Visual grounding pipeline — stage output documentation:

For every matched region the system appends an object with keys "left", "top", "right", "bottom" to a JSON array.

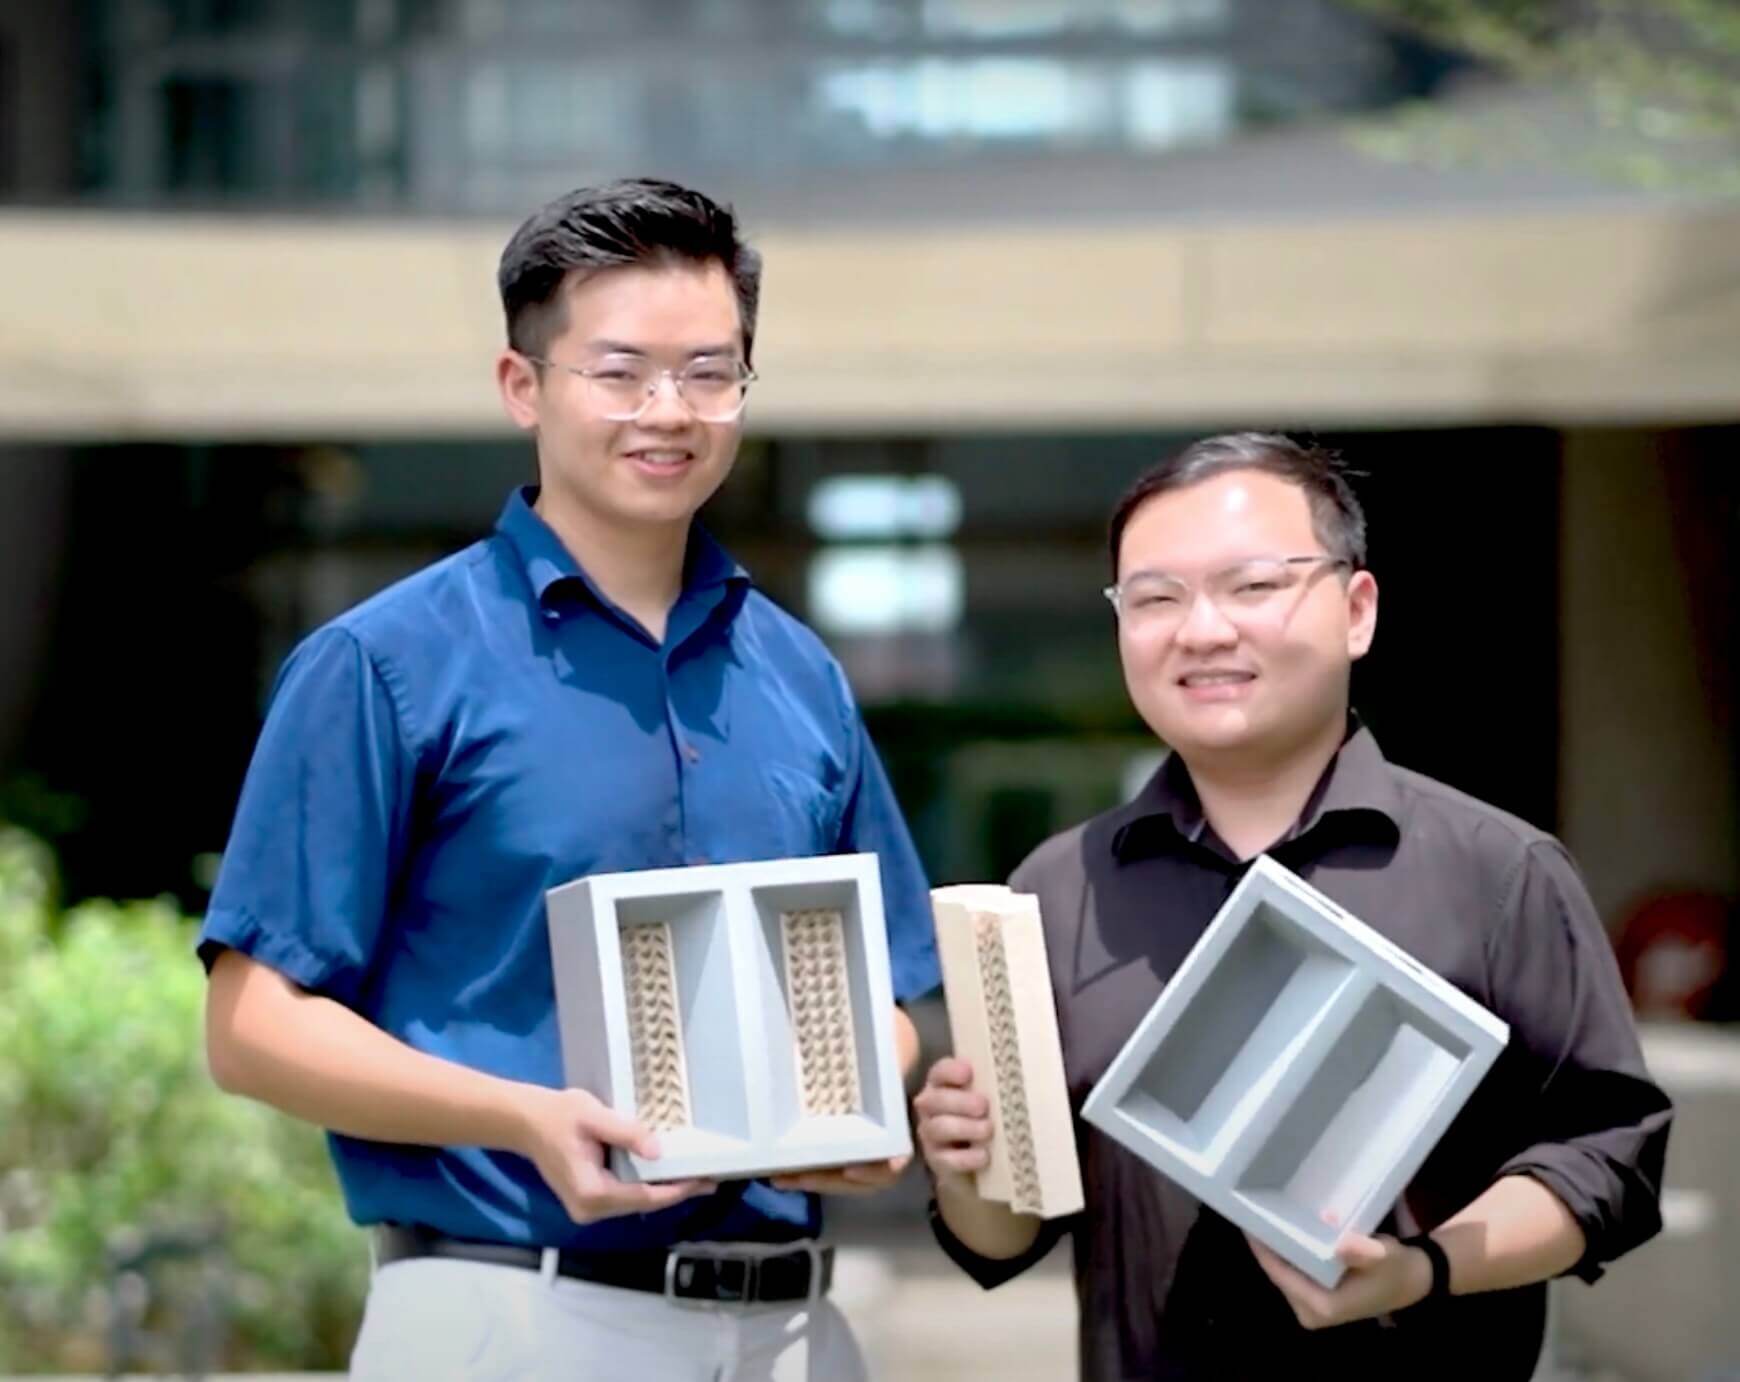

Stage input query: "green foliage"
[
  {"left": 0, "top": 829, "right": 365, "bottom": 1372},
  {"left": 1344, "top": 0, "right": 1740, "bottom": 195}
]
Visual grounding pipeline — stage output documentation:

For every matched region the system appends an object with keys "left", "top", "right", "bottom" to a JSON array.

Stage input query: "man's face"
[
  {"left": 497, "top": 260, "right": 745, "bottom": 531},
  {"left": 1114, "top": 469, "right": 1378, "bottom": 763}
]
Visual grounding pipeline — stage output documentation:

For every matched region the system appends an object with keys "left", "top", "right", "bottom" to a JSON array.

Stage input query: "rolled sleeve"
[
  {"left": 197, "top": 626, "right": 417, "bottom": 1010},
  {"left": 830, "top": 674, "right": 940, "bottom": 1003},
  {"left": 1487, "top": 840, "right": 1673, "bottom": 1282},
  {"left": 927, "top": 1196, "right": 1074, "bottom": 1289}
]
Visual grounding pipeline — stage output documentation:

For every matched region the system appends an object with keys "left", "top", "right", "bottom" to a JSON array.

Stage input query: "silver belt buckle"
[
  {"left": 794, "top": 1239, "right": 824, "bottom": 1305},
  {"left": 662, "top": 1239, "right": 827, "bottom": 1309},
  {"left": 664, "top": 1241, "right": 758, "bottom": 1310}
]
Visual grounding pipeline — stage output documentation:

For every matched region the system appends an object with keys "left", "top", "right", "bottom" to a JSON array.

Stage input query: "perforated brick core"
[
  {"left": 621, "top": 921, "right": 692, "bottom": 1131},
  {"left": 783, "top": 908, "right": 864, "bottom": 1117},
  {"left": 975, "top": 914, "right": 1043, "bottom": 1214}
]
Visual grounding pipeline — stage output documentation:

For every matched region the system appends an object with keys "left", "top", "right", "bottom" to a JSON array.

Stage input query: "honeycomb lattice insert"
[
  {"left": 621, "top": 921, "right": 692, "bottom": 1131},
  {"left": 976, "top": 915, "right": 1042, "bottom": 1215},
  {"left": 782, "top": 908, "right": 864, "bottom": 1117}
]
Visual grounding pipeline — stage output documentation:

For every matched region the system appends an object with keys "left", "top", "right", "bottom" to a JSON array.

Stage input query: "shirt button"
[{"left": 682, "top": 743, "right": 702, "bottom": 764}]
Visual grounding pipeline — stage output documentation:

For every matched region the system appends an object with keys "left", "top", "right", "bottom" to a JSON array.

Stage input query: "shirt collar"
[
  {"left": 494, "top": 485, "right": 751, "bottom": 613},
  {"left": 1110, "top": 714, "right": 1404, "bottom": 863}
]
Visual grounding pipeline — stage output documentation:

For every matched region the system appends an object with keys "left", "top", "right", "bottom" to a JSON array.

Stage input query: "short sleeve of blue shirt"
[
  {"left": 200, "top": 625, "right": 415, "bottom": 1007},
  {"left": 197, "top": 489, "right": 940, "bottom": 1250},
  {"left": 826, "top": 660, "right": 939, "bottom": 1004}
]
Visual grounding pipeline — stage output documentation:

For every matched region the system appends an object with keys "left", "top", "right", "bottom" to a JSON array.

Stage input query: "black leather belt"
[{"left": 374, "top": 1224, "right": 834, "bottom": 1306}]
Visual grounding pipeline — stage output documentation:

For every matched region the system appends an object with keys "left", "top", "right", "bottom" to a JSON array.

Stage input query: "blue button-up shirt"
[{"left": 199, "top": 488, "right": 941, "bottom": 1251}]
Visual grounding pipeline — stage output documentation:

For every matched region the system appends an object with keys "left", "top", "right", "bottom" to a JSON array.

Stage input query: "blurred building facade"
[{"left": 0, "top": 0, "right": 1734, "bottom": 959}]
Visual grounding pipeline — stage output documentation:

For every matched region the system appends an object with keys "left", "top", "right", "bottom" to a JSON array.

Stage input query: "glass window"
[
  {"left": 69, "top": 0, "right": 1468, "bottom": 210},
  {"left": 1123, "top": 59, "right": 1235, "bottom": 148}
]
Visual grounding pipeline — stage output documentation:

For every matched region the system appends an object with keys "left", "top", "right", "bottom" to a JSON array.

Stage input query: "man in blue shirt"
[{"left": 200, "top": 178, "right": 941, "bottom": 1380}]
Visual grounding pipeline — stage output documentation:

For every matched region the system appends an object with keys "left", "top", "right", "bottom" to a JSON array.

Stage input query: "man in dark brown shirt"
[{"left": 913, "top": 435, "right": 1671, "bottom": 1380}]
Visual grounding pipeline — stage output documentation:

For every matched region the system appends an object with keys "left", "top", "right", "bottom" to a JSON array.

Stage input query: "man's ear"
[
  {"left": 496, "top": 350, "right": 541, "bottom": 433},
  {"left": 1347, "top": 569, "right": 1378, "bottom": 661}
]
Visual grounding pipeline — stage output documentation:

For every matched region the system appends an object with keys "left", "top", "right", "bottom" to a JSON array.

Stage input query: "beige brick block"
[{"left": 933, "top": 885, "right": 1083, "bottom": 1219}]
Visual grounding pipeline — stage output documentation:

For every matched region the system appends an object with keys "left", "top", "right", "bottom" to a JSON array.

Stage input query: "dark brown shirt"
[{"left": 932, "top": 721, "right": 1671, "bottom": 1381}]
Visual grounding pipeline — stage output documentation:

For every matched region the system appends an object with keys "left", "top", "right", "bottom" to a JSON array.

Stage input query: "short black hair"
[
  {"left": 1107, "top": 433, "right": 1368, "bottom": 576},
  {"left": 497, "top": 177, "right": 762, "bottom": 363}
]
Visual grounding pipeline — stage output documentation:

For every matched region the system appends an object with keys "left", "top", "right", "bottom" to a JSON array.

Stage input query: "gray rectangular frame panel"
[
  {"left": 547, "top": 852, "right": 912, "bottom": 1184},
  {"left": 1082, "top": 853, "right": 1508, "bottom": 1288}
]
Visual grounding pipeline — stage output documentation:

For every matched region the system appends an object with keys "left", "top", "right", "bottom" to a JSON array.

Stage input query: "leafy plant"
[
  {"left": 0, "top": 829, "right": 365, "bottom": 1372},
  {"left": 1345, "top": 0, "right": 1740, "bottom": 195}
]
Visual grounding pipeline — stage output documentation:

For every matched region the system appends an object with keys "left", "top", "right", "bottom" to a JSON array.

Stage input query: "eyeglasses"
[
  {"left": 1103, "top": 555, "right": 1350, "bottom": 631},
  {"left": 523, "top": 352, "right": 757, "bottom": 422}
]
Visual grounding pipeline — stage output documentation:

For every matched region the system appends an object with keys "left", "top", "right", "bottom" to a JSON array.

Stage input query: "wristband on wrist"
[{"left": 1399, "top": 1232, "right": 1453, "bottom": 1302}]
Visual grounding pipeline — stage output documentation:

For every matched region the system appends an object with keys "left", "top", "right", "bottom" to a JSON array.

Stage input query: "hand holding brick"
[{"left": 931, "top": 885, "right": 1084, "bottom": 1219}]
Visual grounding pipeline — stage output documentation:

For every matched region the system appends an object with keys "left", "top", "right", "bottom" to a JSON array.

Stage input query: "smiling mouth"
[
  {"left": 624, "top": 450, "right": 697, "bottom": 468},
  {"left": 1178, "top": 670, "right": 1257, "bottom": 688}
]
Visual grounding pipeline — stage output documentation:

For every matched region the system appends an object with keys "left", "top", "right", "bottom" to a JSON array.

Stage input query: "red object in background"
[{"left": 1612, "top": 891, "right": 1733, "bottom": 1019}]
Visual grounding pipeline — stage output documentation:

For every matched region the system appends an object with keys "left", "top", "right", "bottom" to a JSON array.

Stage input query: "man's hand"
[
  {"left": 914, "top": 1055, "right": 1046, "bottom": 1260},
  {"left": 513, "top": 1085, "right": 716, "bottom": 1224},
  {"left": 912, "top": 1056, "right": 994, "bottom": 1193},
  {"left": 1247, "top": 1228, "right": 1432, "bottom": 1329},
  {"left": 769, "top": 1155, "right": 911, "bottom": 1196}
]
